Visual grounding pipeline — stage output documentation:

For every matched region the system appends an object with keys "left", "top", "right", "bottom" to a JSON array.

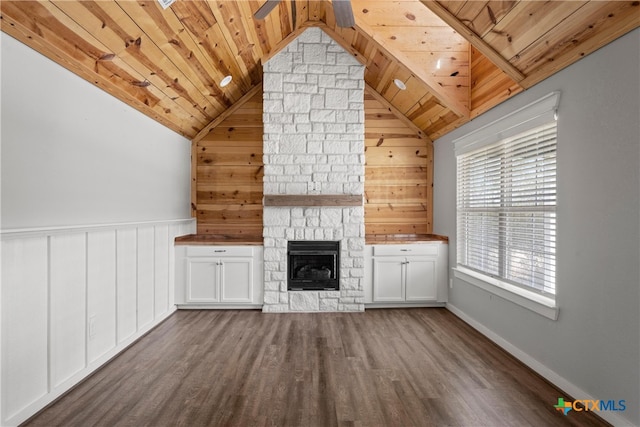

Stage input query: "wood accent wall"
[
  {"left": 192, "top": 88, "right": 433, "bottom": 238},
  {"left": 193, "top": 91, "right": 263, "bottom": 238},
  {"left": 364, "top": 91, "right": 433, "bottom": 235}
]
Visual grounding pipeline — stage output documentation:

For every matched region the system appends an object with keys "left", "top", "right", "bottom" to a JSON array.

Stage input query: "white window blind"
[{"left": 455, "top": 92, "right": 559, "bottom": 297}]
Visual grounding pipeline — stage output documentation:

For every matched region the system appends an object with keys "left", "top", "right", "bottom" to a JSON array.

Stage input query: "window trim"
[
  {"left": 453, "top": 92, "right": 560, "bottom": 320},
  {"left": 453, "top": 267, "right": 559, "bottom": 320},
  {"left": 454, "top": 91, "right": 561, "bottom": 156}
]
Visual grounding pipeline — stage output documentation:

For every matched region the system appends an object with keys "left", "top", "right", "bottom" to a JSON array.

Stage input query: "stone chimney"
[{"left": 261, "top": 27, "right": 365, "bottom": 312}]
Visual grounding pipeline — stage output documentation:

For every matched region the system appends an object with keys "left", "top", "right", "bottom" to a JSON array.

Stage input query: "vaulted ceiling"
[{"left": 2, "top": 1, "right": 638, "bottom": 141}]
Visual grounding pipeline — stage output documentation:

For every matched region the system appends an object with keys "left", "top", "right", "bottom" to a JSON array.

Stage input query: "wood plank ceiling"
[{"left": 2, "top": 1, "right": 638, "bottom": 141}]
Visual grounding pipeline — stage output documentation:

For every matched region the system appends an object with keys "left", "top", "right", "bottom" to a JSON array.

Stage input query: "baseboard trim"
[
  {"left": 365, "top": 302, "right": 446, "bottom": 309},
  {"left": 177, "top": 304, "right": 263, "bottom": 310},
  {"left": 445, "top": 303, "right": 631, "bottom": 427}
]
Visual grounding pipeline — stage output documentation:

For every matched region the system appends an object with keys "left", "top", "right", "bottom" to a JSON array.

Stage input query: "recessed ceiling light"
[
  {"left": 220, "top": 75, "right": 233, "bottom": 88},
  {"left": 436, "top": 59, "right": 442, "bottom": 70},
  {"left": 393, "top": 79, "right": 406, "bottom": 90}
]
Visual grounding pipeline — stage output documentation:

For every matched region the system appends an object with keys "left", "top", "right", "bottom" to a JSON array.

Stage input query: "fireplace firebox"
[{"left": 288, "top": 241, "right": 340, "bottom": 291}]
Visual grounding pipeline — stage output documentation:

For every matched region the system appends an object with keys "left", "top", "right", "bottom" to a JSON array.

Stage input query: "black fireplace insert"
[{"left": 288, "top": 241, "right": 340, "bottom": 291}]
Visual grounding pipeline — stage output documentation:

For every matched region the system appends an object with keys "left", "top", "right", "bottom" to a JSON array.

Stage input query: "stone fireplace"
[{"left": 262, "top": 27, "right": 365, "bottom": 312}]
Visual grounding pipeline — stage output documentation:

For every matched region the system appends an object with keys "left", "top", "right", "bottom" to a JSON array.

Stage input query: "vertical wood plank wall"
[
  {"left": 194, "top": 91, "right": 264, "bottom": 239},
  {"left": 0, "top": 219, "right": 195, "bottom": 426},
  {"left": 193, "top": 89, "right": 433, "bottom": 237}
]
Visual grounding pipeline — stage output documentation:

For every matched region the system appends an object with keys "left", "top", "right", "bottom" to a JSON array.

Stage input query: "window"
[{"left": 454, "top": 92, "right": 560, "bottom": 319}]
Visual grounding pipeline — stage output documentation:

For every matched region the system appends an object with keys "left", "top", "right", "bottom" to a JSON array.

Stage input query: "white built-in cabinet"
[
  {"left": 364, "top": 242, "right": 448, "bottom": 306},
  {"left": 175, "top": 245, "right": 264, "bottom": 308},
  {"left": 177, "top": 243, "right": 444, "bottom": 308}
]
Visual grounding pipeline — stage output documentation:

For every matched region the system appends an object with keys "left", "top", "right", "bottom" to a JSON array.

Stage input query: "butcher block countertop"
[
  {"left": 175, "top": 234, "right": 448, "bottom": 246},
  {"left": 365, "top": 234, "right": 448, "bottom": 244}
]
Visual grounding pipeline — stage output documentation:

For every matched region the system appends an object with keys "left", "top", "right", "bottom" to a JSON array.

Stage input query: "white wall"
[
  {"left": 1, "top": 33, "right": 191, "bottom": 229},
  {"left": 434, "top": 29, "right": 639, "bottom": 426},
  {"left": 1, "top": 33, "right": 195, "bottom": 426}
]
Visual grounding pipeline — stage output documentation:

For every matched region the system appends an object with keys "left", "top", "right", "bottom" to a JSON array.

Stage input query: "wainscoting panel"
[
  {"left": 154, "top": 225, "right": 170, "bottom": 318},
  {"left": 137, "top": 226, "right": 156, "bottom": 330},
  {"left": 0, "top": 219, "right": 195, "bottom": 427},
  {"left": 87, "top": 230, "right": 117, "bottom": 364},
  {"left": 1, "top": 237, "right": 49, "bottom": 423},
  {"left": 116, "top": 228, "right": 138, "bottom": 343},
  {"left": 50, "top": 233, "right": 87, "bottom": 389},
  {"left": 168, "top": 224, "right": 181, "bottom": 308}
]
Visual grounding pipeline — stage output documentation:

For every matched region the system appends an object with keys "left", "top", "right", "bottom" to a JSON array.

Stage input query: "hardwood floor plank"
[{"left": 23, "top": 309, "right": 610, "bottom": 427}]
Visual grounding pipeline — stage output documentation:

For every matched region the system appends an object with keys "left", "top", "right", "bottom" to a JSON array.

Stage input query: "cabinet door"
[
  {"left": 220, "top": 258, "right": 253, "bottom": 303},
  {"left": 405, "top": 257, "right": 437, "bottom": 301},
  {"left": 187, "top": 258, "right": 218, "bottom": 302},
  {"left": 372, "top": 257, "right": 404, "bottom": 302}
]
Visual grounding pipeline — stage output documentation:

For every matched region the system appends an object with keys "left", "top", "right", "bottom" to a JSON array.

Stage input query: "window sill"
[{"left": 453, "top": 267, "right": 559, "bottom": 320}]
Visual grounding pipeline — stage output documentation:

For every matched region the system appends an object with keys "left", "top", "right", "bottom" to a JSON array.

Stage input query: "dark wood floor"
[{"left": 24, "top": 308, "right": 609, "bottom": 427}]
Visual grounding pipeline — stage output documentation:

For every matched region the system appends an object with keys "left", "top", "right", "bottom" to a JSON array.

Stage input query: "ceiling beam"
[
  {"left": 352, "top": 18, "right": 470, "bottom": 118},
  {"left": 419, "top": 1, "right": 526, "bottom": 84}
]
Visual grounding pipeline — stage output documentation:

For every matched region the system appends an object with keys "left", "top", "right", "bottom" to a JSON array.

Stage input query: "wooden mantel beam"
[{"left": 264, "top": 195, "right": 363, "bottom": 207}]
